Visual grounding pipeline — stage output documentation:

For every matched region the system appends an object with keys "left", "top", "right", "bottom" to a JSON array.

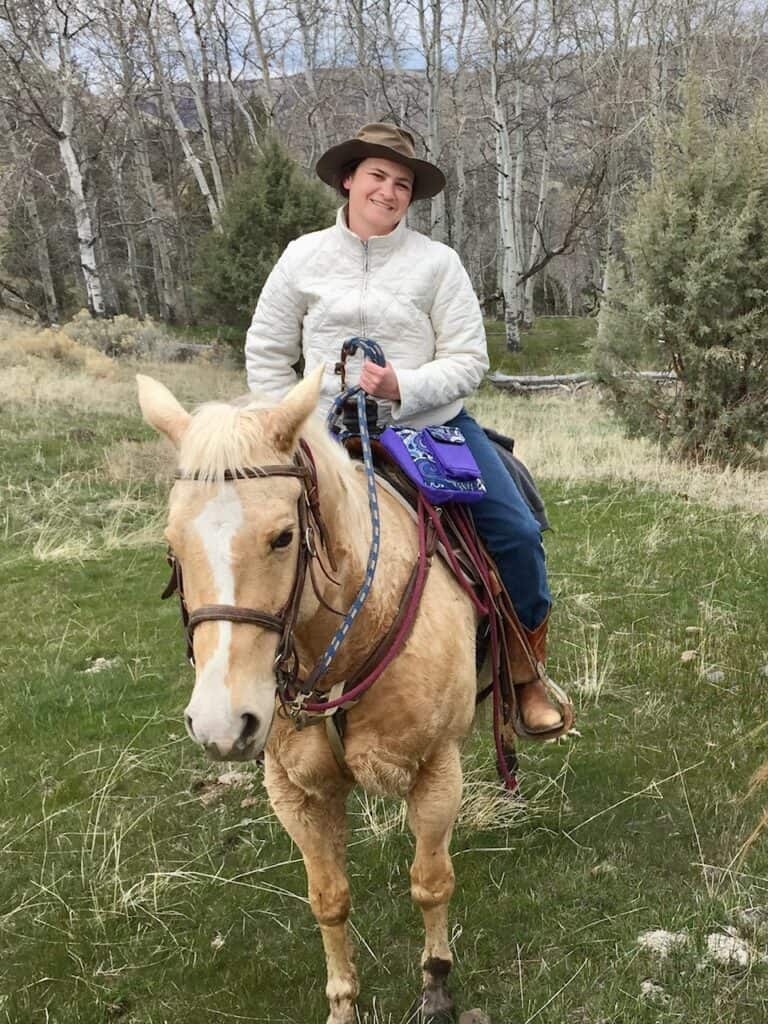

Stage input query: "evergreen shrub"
[
  {"left": 595, "top": 91, "right": 768, "bottom": 465},
  {"left": 193, "top": 142, "right": 335, "bottom": 339}
]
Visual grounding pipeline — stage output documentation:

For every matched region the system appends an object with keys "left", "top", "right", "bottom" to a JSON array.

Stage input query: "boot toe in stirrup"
[{"left": 513, "top": 677, "right": 574, "bottom": 741}]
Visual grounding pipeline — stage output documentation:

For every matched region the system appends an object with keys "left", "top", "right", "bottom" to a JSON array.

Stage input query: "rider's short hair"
[{"left": 337, "top": 159, "right": 365, "bottom": 198}]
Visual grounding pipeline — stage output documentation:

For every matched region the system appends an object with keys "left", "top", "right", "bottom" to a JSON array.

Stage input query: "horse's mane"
[{"left": 176, "top": 392, "right": 354, "bottom": 484}]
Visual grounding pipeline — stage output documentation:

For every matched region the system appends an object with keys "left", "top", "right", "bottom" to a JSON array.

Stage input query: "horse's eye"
[{"left": 271, "top": 530, "right": 293, "bottom": 550}]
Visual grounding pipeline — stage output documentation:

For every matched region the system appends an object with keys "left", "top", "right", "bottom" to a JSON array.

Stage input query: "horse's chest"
[{"left": 267, "top": 715, "right": 419, "bottom": 799}]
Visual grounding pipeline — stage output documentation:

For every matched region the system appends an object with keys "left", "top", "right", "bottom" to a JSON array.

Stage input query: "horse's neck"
[
  {"left": 296, "top": 432, "right": 414, "bottom": 676},
  {"left": 306, "top": 435, "right": 373, "bottom": 597}
]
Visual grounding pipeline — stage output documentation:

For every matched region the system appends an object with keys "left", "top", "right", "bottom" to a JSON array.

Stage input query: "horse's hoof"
[
  {"left": 325, "top": 1006, "right": 356, "bottom": 1024},
  {"left": 411, "top": 989, "right": 455, "bottom": 1023}
]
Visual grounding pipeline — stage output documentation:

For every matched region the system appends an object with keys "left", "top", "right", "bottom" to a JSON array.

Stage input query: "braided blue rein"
[{"left": 309, "top": 338, "right": 386, "bottom": 688}]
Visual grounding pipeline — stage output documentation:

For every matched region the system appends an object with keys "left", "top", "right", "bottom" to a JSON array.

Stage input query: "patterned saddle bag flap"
[{"left": 378, "top": 425, "right": 486, "bottom": 505}]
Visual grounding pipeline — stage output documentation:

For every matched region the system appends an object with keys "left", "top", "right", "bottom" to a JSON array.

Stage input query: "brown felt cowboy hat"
[{"left": 316, "top": 123, "right": 446, "bottom": 201}]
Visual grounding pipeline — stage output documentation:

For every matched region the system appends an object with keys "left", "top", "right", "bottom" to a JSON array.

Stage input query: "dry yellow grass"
[
  {"left": 104, "top": 438, "right": 176, "bottom": 485},
  {"left": 469, "top": 389, "right": 768, "bottom": 515},
  {"left": 3, "top": 316, "right": 767, "bottom": 515},
  {"left": 1, "top": 320, "right": 115, "bottom": 375},
  {"left": 0, "top": 317, "right": 242, "bottom": 414}
]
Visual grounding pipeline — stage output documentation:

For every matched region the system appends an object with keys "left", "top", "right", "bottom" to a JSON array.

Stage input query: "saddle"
[{"left": 340, "top": 432, "right": 573, "bottom": 752}]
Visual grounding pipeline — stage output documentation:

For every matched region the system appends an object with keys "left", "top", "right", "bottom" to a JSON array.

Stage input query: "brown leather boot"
[{"left": 507, "top": 614, "right": 564, "bottom": 734}]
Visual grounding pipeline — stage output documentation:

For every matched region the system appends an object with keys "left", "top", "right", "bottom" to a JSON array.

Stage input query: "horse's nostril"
[
  {"left": 239, "top": 712, "right": 260, "bottom": 745},
  {"left": 185, "top": 713, "right": 196, "bottom": 739}
]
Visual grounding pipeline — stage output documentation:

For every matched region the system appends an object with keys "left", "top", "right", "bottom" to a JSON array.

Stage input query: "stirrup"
[{"left": 511, "top": 668, "right": 574, "bottom": 742}]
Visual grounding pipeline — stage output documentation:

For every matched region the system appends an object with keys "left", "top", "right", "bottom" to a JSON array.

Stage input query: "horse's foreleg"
[
  {"left": 265, "top": 758, "right": 357, "bottom": 1024},
  {"left": 406, "top": 742, "right": 463, "bottom": 1021}
]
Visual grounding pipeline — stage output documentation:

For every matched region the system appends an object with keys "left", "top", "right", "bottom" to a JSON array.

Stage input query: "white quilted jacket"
[{"left": 245, "top": 207, "right": 489, "bottom": 428}]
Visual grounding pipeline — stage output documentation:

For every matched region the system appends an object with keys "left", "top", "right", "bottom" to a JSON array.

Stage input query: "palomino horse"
[{"left": 138, "top": 367, "right": 481, "bottom": 1023}]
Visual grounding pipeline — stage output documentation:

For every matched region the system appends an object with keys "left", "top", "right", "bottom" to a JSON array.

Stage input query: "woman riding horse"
[{"left": 245, "top": 122, "right": 564, "bottom": 734}]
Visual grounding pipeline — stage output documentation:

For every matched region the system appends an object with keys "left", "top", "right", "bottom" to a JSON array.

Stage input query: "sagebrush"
[{"left": 62, "top": 308, "right": 178, "bottom": 359}]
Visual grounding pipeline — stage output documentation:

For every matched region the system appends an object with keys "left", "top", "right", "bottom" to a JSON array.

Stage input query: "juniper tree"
[
  {"left": 193, "top": 142, "right": 335, "bottom": 336},
  {"left": 595, "top": 90, "right": 768, "bottom": 466}
]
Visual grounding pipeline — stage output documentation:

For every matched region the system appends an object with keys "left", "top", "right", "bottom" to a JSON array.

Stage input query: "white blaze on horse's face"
[
  {"left": 165, "top": 476, "right": 302, "bottom": 761},
  {"left": 183, "top": 484, "right": 271, "bottom": 759},
  {"left": 136, "top": 368, "right": 325, "bottom": 763}
]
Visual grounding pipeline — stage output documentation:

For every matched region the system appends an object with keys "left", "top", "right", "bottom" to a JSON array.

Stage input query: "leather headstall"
[{"left": 161, "top": 440, "right": 339, "bottom": 701}]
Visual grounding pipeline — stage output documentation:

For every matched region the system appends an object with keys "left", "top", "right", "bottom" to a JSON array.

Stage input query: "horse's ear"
[
  {"left": 136, "top": 374, "right": 191, "bottom": 447},
  {"left": 265, "top": 366, "right": 324, "bottom": 452}
]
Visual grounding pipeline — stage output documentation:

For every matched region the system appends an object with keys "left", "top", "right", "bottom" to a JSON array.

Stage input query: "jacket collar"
[{"left": 335, "top": 205, "right": 408, "bottom": 262}]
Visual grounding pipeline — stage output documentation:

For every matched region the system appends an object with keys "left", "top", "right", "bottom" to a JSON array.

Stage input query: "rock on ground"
[
  {"left": 732, "top": 906, "right": 768, "bottom": 940},
  {"left": 83, "top": 656, "right": 120, "bottom": 674},
  {"left": 458, "top": 1011, "right": 492, "bottom": 1024},
  {"left": 704, "top": 931, "right": 751, "bottom": 969},
  {"left": 637, "top": 929, "right": 689, "bottom": 958},
  {"left": 640, "top": 979, "right": 669, "bottom": 1004}
]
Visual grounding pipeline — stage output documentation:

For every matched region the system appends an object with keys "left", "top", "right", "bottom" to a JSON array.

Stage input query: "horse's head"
[{"left": 137, "top": 369, "right": 324, "bottom": 761}]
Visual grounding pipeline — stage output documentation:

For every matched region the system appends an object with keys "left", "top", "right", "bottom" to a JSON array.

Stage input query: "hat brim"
[{"left": 316, "top": 139, "right": 446, "bottom": 201}]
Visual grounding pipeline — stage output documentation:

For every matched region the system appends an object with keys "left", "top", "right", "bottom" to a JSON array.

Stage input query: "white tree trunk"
[
  {"left": 225, "top": 75, "right": 263, "bottom": 154},
  {"left": 58, "top": 94, "right": 106, "bottom": 316},
  {"left": 450, "top": 0, "right": 470, "bottom": 256},
  {"left": 418, "top": 0, "right": 445, "bottom": 241},
  {"left": 290, "top": 0, "right": 328, "bottom": 159},
  {"left": 485, "top": 42, "right": 521, "bottom": 350},
  {"left": 23, "top": 189, "right": 59, "bottom": 323},
  {"left": 382, "top": 0, "right": 407, "bottom": 123},
  {"left": 145, "top": 10, "right": 221, "bottom": 230},
  {"left": 109, "top": 11, "right": 179, "bottom": 320},
  {"left": 347, "top": 0, "right": 374, "bottom": 119},
  {"left": 595, "top": 0, "right": 640, "bottom": 336},
  {"left": 113, "top": 155, "right": 146, "bottom": 319},
  {"left": 169, "top": 4, "right": 227, "bottom": 211},
  {"left": 246, "top": 0, "right": 277, "bottom": 127},
  {"left": 132, "top": 113, "right": 178, "bottom": 321},
  {"left": 512, "top": 77, "right": 525, "bottom": 319},
  {"left": 477, "top": 0, "right": 539, "bottom": 350},
  {"left": 523, "top": 83, "right": 554, "bottom": 324}
]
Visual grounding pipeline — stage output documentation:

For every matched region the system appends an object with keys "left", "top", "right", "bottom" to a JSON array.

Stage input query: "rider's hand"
[{"left": 359, "top": 359, "right": 401, "bottom": 402}]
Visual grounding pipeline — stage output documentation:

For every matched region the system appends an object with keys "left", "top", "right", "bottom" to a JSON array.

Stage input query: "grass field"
[
  {"left": 1, "top": 318, "right": 768, "bottom": 1023},
  {"left": 485, "top": 317, "right": 596, "bottom": 376}
]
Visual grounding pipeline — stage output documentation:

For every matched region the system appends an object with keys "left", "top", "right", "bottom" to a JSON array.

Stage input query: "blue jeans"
[{"left": 445, "top": 409, "right": 551, "bottom": 631}]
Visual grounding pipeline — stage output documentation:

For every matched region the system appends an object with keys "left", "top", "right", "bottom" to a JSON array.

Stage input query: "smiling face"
[{"left": 343, "top": 156, "right": 415, "bottom": 240}]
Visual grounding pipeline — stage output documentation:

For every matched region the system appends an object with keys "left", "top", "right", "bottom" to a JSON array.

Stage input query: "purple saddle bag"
[{"left": 379, "top": 425, "right": 487, "bottom": 505}]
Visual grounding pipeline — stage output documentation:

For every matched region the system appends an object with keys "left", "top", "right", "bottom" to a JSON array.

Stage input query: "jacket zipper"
[{"left": 360, "top": 240, "right": 369, "bottom": 338}]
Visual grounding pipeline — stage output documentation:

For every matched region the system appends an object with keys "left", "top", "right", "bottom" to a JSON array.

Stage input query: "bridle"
[{"left": 162, "top": 439, "right": 340, "bottom": 707}]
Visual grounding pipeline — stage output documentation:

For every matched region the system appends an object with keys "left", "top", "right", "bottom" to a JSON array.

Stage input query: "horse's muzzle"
[{"left": 186, "top": 709, "right": 266, "bottom": 761}]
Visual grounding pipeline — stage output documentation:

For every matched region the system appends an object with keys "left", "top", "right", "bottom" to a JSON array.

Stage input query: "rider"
[{"left": 245, "top": 123, "right": 564, "bottom": 734}]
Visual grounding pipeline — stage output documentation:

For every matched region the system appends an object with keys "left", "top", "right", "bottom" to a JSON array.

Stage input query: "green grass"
[
  {"left": 1, "top": 378, "right": 768, "bottom": 1023},
  {"left": 485, "top": 316, "right": 597, "bottom": 376}
]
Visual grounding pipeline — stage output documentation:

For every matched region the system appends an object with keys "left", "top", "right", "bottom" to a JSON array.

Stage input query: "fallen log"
[{"left": 487, "top": 370, "right": 676, "bottom": 392}]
